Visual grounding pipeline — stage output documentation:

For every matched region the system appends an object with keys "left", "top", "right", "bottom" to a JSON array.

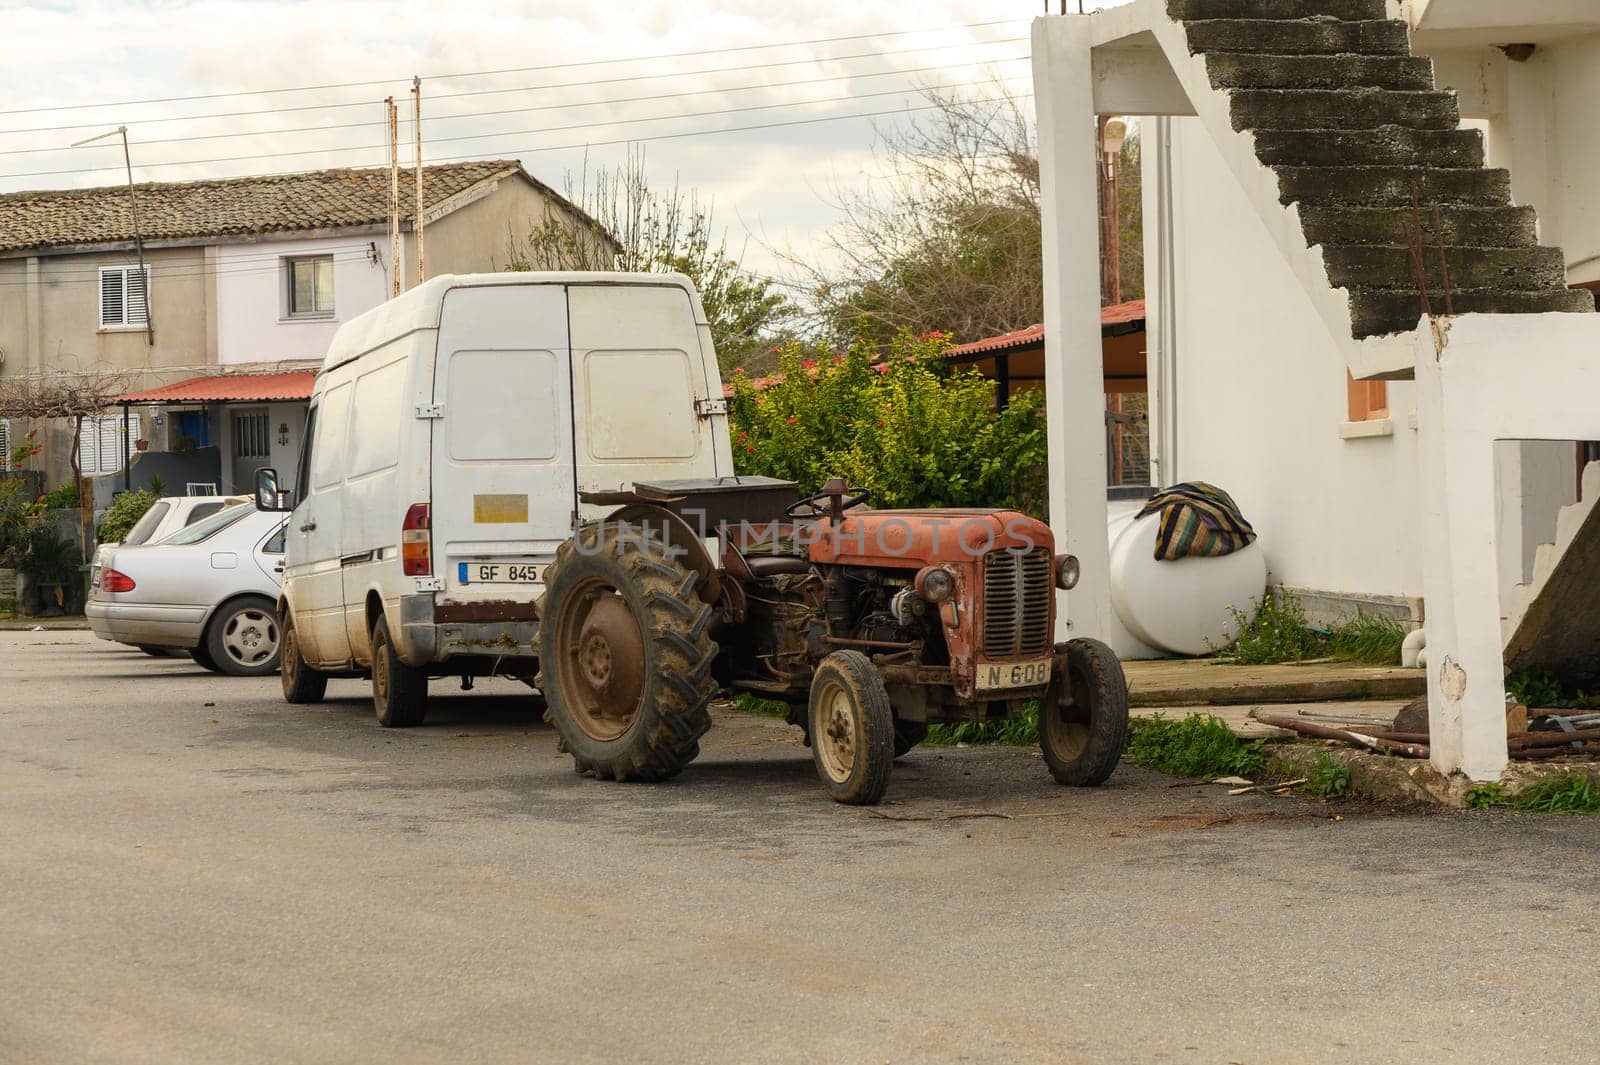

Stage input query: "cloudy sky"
[{"left": 0, "top": 1, "right": 1122, "bottom": 278}]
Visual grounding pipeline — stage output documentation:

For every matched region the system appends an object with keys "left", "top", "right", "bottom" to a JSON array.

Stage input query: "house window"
[
  {"left": 234, "top": 410, "right": 270, "bottom": 459},
  {"left": 77, "top": 413, "right": 141, "bottom": 476},
  {"left": 1347, "top": 372, "right": 1389, "bottom": 423},
  {"left": 286, "top": 256, "right": 335, "bottom": 317},
  {"left": 99, "top": 265, "right": 151, "bottom": 329}
]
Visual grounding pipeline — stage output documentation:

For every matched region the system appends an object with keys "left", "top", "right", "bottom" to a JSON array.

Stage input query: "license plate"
[
  {"left": 457, "top": 562, "right": 541, "bottom": 585},
  {"left": 977, "top": 658, "right": 1052, "bottom": 692}
]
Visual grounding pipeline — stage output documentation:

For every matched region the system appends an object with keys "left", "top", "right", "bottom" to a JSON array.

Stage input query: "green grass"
[
  {"left": 1300, "top": 753, "right": 1352, "bottom": 798},
  {"left": 925, "top": 700, "right": 1039, "bottom": 747},
  {"left": 730, "top": 692, "right": 790, "bottom": 718},
  {"left": 1512, "top": 774, "right": 1600, "bottom": 814},
  {"left": 1327, "top": 609, "right": 1408, "bottom": 666},
  {"left": 1124, "top": 713, "right": 1266, "bottom": 779},
  {"left": 1217, "top": 591, "right": 1408, "bottom": 667},
  {"left": 1464, "top": 782, "right": 1508, "bottom": 809}
]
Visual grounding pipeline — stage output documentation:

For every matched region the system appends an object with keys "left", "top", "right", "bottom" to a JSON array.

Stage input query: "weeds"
[
  {"left": 1464, "top": 782, "right": 1508, "bottom": 809},
  {"left": 731, "top": 692, "right": 790, "bottom": 718},
  {"left": 1300, "top": 753, "right": 1352, "bottom": 798},
  {"left": 1513, "top": 774, "right": 1600, "bottom": 814},
  {"left": 925, "top": 701, "right": 1039, "bottom": 747},
  {"left": 1328, "top": 609, "right": 1407, "bottom": 666},
  {"left": 1125, "top": 714, "right": 1266, "bottom": 779},
  {"left": 1216, "top": 591, "right": 1409, "bottom": 667}
]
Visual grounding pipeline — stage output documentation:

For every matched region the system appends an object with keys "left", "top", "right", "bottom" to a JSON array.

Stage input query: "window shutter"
[
  {"left": 0, "top": 419, "right": 9, "bottom": 472},
  {"left": 78, "top": 419, "right": 100, "bottom": 475},
  {"left": 100, "top": 270, "right": 124, "bottom": 327},
  {"left": 126, "top": 267, "right": 149, "bottom": 326}
]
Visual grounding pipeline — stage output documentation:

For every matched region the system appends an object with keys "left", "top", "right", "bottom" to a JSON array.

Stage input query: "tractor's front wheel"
[
  {"left": 809, "top": 651, "right": 895, "bottom": 805},
  {"left": 1040, "top": 638, "right": 1129, "bottom": 786},
  {"left": 539, "top": 523, "right": 716, "bottom": 782}
]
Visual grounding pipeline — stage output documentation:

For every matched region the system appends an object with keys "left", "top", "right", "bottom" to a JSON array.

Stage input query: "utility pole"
[
  {"left": 71, "top": 126, "right": 153, "bottom": 345},
  {"left": 387, "top": 97, "right": 401, "bottom": 297},
  {"left": 412, "top": 76, "right": 425, "bottom": 284}
]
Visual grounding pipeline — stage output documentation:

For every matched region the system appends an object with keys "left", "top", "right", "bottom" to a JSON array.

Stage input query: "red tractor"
[{"left": 538, "top": 477, "right": 1128, "bottom": 804}]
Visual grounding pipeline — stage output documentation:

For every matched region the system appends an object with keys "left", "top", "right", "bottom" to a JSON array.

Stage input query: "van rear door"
[{"left": 430, "top": 283, "right": 575, "bottom": 609}]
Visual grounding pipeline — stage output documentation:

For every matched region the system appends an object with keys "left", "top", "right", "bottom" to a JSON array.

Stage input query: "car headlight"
[
  {"left": 1055, "top": 554, "right": 1080, "bottom": 590},
  {"left": 915, "top": 566, "right": 955, "bottom": 603}
]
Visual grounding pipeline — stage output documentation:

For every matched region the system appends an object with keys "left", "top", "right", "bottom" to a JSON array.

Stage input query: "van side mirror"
[{"left": 255, "top": 468, "right": 291, "bottom": 512}]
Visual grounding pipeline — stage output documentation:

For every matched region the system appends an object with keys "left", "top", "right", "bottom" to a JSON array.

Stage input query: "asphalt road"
[{"left": 4, "top": 630, "right": 1599, "bottom": 1065}]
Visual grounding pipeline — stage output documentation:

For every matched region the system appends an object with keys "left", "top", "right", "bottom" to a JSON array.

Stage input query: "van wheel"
[
  {"left": 372, "top": 616, "right": 427, "bottom": 727},
  {"left": 280, "top": 616, "right": 328, "bottom": 705},
  {"left": 205, "top": 595, "right": 282, "bottom": 677},
  {"left": 539, "top": 521, "right": 716, "bottom": 782}
]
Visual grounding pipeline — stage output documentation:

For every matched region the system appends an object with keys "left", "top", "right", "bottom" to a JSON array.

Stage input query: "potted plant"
[
  {"left": 134, "top": 438, "right": 149, "bottom": 452},
  {"left": 14, "top": 527, "right": 82, "bottom": 616}
]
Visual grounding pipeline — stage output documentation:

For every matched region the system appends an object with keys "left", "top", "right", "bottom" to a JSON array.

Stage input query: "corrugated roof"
[
  {"left": 113, "top": 370, "right": 317, "bottom": 404},
  {"left": 944, "top": 300, "right": 1147, "bottom": 359},
  {"left": 0, "top": 160, "right": 531, "bottom": 254}
]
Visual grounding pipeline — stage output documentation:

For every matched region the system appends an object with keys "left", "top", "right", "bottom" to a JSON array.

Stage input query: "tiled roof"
[
  {"left": 945, "top": 300, "right": 1147, "bottom": 359},
  {"left": 113, "top": 370, "right": 317, "bottom": 404},
  {"left": 0, "top": 160, "right": 527, "bottom": 254}
]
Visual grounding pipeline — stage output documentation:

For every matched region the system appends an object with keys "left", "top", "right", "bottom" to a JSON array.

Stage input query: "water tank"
[{"left": 1106, "top": 508, "right": 1267, "bottom": 656}]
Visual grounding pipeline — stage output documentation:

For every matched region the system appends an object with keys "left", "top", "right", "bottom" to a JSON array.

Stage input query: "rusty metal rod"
[{"left": 1250, "top": 711, "right": 1430, "bottom": 758}]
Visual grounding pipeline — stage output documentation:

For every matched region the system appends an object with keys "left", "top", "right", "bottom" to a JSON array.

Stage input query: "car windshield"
[
  {"left": 159, "top": 503, "right": 252, "bottom": 546},
  {"left": 121, "top": 501, "right": 172, "bottom": 545}
]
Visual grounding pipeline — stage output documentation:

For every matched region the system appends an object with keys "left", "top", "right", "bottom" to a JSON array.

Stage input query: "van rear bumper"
[{"left": 397, "top": 593, "right": 539, "bottom": 666}]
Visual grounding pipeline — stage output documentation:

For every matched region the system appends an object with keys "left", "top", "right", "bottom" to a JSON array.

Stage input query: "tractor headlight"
[
  {"left": 1055, "top": 554, "right": 1081, "bottom": 590},
  {"left": 915, "top": 566, "right": 955, "bottom": 603}
]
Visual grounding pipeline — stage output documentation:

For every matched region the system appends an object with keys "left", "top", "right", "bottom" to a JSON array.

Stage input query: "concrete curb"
[
  {"left": 1267, "top": 741, "right": 1600, "bottom": 808},
  {"left": 1131, "top": 672, "right": 1426, "bottom": 708},
  {"left": 0, "top": 619, "right": 89, "bottom": 631}
]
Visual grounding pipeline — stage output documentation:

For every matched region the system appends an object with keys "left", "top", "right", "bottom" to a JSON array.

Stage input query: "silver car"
[{"left": 87, "top": 503, "right": 288, "bottom": 676}]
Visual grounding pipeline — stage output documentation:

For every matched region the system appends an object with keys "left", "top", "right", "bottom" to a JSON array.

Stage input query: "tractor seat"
[{"left": 743, "top": 555, "right": 812, "bottom": 578}]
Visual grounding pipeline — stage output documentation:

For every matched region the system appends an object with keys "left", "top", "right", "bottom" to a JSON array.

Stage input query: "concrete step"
[
  {"left": 1274, "top": 165, "right": 1511, "bottom": 207},
  {"left": 1348, "top": 287, "right": 1597, "bottom": 338},
  {"left": 1253, "top": 128, "right": 1483, "bottom": 169},
  {"left": 1297, "top": 204, "right": 1538, "bottom": 248},
  {"left": 1170, "top": 0, "right": 1387, "bottom": 20},
  {"left": 1321, "top": 244, "right": 1568, "bottom": 292},
  {"left": 1205, "top": 52, "right": 1435, "bottom": 91},
  {"left": 1184, "top": 18, "right": 1410, "bottom": 56},
  {"left": 1230, "top": 88, "right": 1460, "bottom": 132}
]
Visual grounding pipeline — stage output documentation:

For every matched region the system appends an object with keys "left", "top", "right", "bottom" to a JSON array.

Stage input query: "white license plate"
[
  {"left": 977, "top": 658, "right": 1052, "bottom": 692},
  {"left": 457, "top": 562, "right": 541, "bottom": 585}
]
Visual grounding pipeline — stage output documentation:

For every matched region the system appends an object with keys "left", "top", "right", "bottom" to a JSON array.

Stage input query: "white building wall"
[
  {"left": 215, "top": 235, "right": 389, "bottom": 367},
  {"left": 1148, "top": 118, "right": 1425, "bottom": 606}
]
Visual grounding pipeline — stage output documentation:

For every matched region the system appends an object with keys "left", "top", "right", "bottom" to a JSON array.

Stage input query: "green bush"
[
  {"left": 37, "top": 483, "right": 83, "bottom": 510},
  {"left": 1217, "top": 590, "right": 1321, "bottom": 665},
  {"left": 1125, "top": 713, "right": 1266, "bottom": 779},
  {"left": 727, "top": 331, "right": 1049, "bottom": 517},
  {"left": 97, "top": 489, "right": 158, "bottom": 544}
]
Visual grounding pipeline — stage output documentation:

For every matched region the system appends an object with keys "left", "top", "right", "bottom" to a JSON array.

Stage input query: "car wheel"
[
  {"left": 371, "top": 616, "right": 427, "bottom": 727},
  {"left": 205, "top": 595, "right": 282, "bottom": 677}
]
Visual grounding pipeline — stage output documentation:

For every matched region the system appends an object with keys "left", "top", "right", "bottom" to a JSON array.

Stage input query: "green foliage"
[
  {"left": 1125, "top": 713, "right": 1266, "bottom": 779},
  {"left": 1328, "top": 609, "right": 1407, "bottom": 666},
  {"left": 37, "top": 483, "right": 82, "bottom": 511},
  {"left": 1465, "top": 782, "right": 1508, "bottom": 809},
  {"left": 1513, "top": 774, "right": 1600, "bottom": 815},
  {"left": 9, "top": 427, "right": 41, "bottom": 470},
  {"left": 1217, "top": 590, "right": 1321, "bottom": 665},
  {"left": 96, "top": 489, "right": 158, "bottom": 544},
  {"left": 924, "top": 701, "right": 1039, "bottom": 747},
  {"left": 147, "top": 473, "right": 166, "bottom": 496},
  {"left": 0, "top": 479, "right": 29, "bottom": 560},
  {"left": 1507, "top": 669, "right": 1566, "bottom": 708},
  {"left": 1301, "top": 753, "right": 1352, "bottom": 798},
  {"left": 11, "top": 525, "right": 79, "bottom": 586},
  {"left": 730, "top": 692, "right": 789, "bottom": 718},
  {"left": 728, "top": 331, "right": 1049, "bottom": 517}
]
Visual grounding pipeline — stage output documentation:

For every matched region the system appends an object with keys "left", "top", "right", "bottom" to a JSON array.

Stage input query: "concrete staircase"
[
  {"left": 1502, "top": 461, "right": 1600, "bottom": 688},
  {"left": 1168, "top": 0, "right": 1595, "bottom": 340}
]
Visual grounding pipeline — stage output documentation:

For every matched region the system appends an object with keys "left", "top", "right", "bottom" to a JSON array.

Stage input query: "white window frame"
[
  {"left": 77, "top": 412, "right": 141, "bottom": 476},
  {"left": 284, "top": 255, "right": 335, "bottom": 319},
  {"left": 99, "top": 265, "right": 152, "bottom": 330}
]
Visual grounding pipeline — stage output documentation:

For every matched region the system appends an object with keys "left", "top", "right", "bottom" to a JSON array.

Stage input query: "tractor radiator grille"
[{"left": 981, "top": 548, "right": 1052, "bottom": 658}]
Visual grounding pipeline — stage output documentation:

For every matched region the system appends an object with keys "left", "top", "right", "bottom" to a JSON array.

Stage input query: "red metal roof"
[
  {"left": 944, "top": 299, "right": 1146, "bottom": 359},
  {"left": 113, "top": 370, "right": 317, "bottom": 404}
]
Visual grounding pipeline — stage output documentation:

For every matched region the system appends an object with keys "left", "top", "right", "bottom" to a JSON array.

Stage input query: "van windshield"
[{"left": 159, "top": 503, "right": 252, "bottom": 546}]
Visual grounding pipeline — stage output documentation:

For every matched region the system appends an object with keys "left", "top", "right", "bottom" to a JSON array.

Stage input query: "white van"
[{"left": 255, "top": 272, "right": 733, "bottom": 725}]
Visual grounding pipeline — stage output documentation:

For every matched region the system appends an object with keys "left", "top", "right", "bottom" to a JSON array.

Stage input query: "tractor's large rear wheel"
[
  {"left": 1040, "top": 638, "right": 1129, "bottom": 786},
  {"left": 539, "top": 522, "right": 716, "bottom": 782}
]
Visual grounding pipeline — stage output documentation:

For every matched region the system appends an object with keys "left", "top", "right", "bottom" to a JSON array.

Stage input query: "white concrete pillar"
[
  {"left": 1416, "top": 338, "right": 1509, "bottom": 780},
  {"left": 1033, "top": 16, "right": 1114, "bottom": 643}
]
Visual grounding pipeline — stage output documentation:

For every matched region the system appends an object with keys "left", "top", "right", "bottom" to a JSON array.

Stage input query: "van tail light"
[
  {"left": 102, "top": 569, "right": 136, "bottom": 593},
  {"left": 401, "top": 503, "right": 432, "bottom": 576}
]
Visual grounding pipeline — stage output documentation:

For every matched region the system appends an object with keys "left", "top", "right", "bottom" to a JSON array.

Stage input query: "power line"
[
  {"left": 0, "top": 18, "right": 1026, "bottom": 117},
  {"left": 0, "top": 35, "right": 1026, "bottom": 139},
  {"left": 4, "top": 77, "right": 1032, "bottom": 180},
  {"left": 0, "top": 53, "right": 1029, "bottom": 157}
]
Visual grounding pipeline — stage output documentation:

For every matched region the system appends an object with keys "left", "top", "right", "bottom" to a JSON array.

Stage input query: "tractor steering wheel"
[{"left": 786, "top": 486, "right": 871, "bottom": 520}]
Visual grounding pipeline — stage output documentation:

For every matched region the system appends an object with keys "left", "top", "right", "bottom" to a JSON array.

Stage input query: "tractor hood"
[{"left": 807, "top": 508, "right": 1053, "bottom": 569}]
